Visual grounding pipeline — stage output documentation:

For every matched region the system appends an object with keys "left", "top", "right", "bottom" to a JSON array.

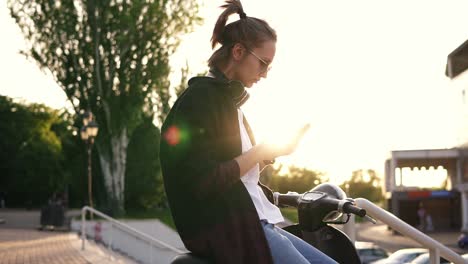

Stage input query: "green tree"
[
  {"left": 340, "top": 169, "right": 384, "bottom": 203},
  {"left": 8, "top": 0, "right": 202, "bottom": 214},
  {"left": 0, "top": 96, "right": 65, "bottom": 207},
  {"left": 125, "top": 118, "right": 165, "bottom": 210},
  {"left": 262, "top": 165, "right": 328, "bottom": 193},
  {"left": 0, "top": 95, "right": 110, "bottom": 208}
]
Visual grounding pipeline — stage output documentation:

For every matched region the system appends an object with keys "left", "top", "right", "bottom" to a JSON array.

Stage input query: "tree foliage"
[
  {"left": 261, "top": 165, "right": 329, "bottom": 193},
  {"left": 8, "top": 0, "right": 202, "bottom": 214},
  {"left": 125, "top": 118, "right": 165, "bottom": 210},
  {"left": 0, "top": 96, "right": 74, "bottom": 207},
  {"left": 340, "top": 169, "right": 384, "bottom": 203},
  {"left": 0, "top": 95, "right": 156, "bottom": 210}
]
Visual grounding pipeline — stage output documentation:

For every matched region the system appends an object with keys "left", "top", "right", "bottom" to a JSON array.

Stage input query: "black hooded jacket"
[{"left": 160, "top": 74, "right": 274, "bottom": 264}]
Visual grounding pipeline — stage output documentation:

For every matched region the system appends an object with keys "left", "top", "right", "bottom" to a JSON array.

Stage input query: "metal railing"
[
  {"left": 346, "top": 198, "right": 466, "bottom": 264},
  {"left": 80, "top": 206, "right": 185, "bottom": 263}
]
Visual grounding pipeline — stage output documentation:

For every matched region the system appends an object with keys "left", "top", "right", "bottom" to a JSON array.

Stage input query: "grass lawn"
[{"left": 280, "top": 207, "right": 298, "bottom": 223}]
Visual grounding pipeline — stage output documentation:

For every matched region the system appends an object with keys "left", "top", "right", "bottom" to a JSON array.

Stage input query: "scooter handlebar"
[
  {"left": 318, "top": 197, "right": 367, "bottom": 217},
  {"left": 318, "top": 197, "right": 367, "bottom": 218},
  {"left": 274, "top": 192, "right": 301, "bottom": 207},
  {"left": 342, "top": 202, "right": 366, "bottom": 217},
  {"left": 274, "top": 191, "right": 367, "bottom": 218}
]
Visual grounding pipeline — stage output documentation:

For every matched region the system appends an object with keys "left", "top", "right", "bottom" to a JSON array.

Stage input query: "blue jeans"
[{"left": 261, "top": 221, "right": 338, "bottom": 264}]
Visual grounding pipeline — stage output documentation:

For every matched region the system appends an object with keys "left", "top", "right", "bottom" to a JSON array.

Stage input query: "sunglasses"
[{"left": 247, "top": 49, "right": 272, "bottom": 74}]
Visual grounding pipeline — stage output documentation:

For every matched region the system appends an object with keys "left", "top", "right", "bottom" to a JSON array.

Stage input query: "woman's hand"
[
  {"left": 259, "top": 124, "right": 310, "bottom": 160},
  {"left": 235, "top": 124, "right": 310, "bottom": 177}
]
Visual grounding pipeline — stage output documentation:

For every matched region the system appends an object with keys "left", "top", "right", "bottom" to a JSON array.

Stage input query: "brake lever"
[
  {"left": 325, "top": 214, "right": 351, "bottom": 225},
  {"left": 363, "top": 215, "right": 377, "bottom": 224},
  {"left": 344, "top": 198, "right": 377, "bottom": 224}
]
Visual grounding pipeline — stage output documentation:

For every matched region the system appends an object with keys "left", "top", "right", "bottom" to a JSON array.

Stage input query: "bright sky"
[{"left": 1, "top": 0, "right": 467, "bottom": 183}]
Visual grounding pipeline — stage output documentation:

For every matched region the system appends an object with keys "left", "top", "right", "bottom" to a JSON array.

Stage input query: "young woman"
[{"left": 160, "top": 1, "right": 337, "bottom": 263}]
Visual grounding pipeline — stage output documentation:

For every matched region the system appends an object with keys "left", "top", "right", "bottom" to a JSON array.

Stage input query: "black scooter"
[{"left": 171, "top": 183, "right": 375, "bottom": 264}]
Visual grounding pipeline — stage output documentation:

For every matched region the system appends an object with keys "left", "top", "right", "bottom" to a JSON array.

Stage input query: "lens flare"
[{"left": 164, "top": 125, "right": 181, "bottom": 146}]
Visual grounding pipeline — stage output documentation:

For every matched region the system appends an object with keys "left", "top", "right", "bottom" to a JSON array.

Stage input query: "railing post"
[
  {"left": 109, "top": 222, "right": 113, "bottom": 260},
  {"left": 81, "top": 206, "right": 86, "bottom": 250},
  {"left": 150, "top": 221, "right": 154, "bottom": 263},
  {"left": 150, "top": 241, "right": 153, "bottom": 264},
  {"left": 429, "top": 248, "right": 440, "bottom": 264}
]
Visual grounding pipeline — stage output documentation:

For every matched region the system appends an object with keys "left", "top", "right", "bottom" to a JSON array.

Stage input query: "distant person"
[
  {"left": 417, "top": 202, "right": 426, "bottom": 231},
  {"left": 425, "top": 213, "right": 434, "bottom": 232},
  {"left": 159, "top": 1, "right": 335, "bottom": 263}
]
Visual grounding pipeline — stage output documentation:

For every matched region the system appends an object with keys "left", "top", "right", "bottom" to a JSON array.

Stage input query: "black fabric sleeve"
[{"left": 165, "top": 91, "right": 241, "bottom": 201}]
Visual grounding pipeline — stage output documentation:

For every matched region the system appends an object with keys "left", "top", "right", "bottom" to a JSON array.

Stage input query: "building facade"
[{"left": 385, "top": 40, "right": 468, "bottom": 231}]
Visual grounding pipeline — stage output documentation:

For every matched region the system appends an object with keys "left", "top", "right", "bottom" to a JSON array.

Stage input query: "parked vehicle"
[
  {"left": 408, "top": 252, "right": 450, "bottom": 264},
  {"left": 355, "top": 241, "right": 389, "bottom": 264},
  {"left": 451, "top": 253, "right": 468, "bottom": 263},
  {"left": 457, "top": 233, "right": 468, "bottom": 249},
  {"left": 370, "top": 248, "right": 428, "bottom": 264}
]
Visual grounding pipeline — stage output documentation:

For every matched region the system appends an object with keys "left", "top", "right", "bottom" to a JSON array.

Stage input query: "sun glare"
[
  {"left": 2, "top": 0, "right": 466, "bottom": 186},
  {"left": 395, "top": 166, "right": 448, "bottom": 189}
]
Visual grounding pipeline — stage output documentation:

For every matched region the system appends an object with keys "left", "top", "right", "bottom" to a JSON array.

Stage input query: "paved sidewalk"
[
  {"left": 0, "top": 229, "right": 90, "bottom": 264},
  {"left": 0, "top": 228, "right": 136, "bottom": 264}
]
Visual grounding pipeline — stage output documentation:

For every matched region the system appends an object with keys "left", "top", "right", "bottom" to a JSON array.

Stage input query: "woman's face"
[{"left": 232, "top": 40, "right": 276, "bottom": 88}]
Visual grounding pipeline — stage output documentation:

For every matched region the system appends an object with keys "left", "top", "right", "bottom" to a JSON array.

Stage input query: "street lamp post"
[{"left": 80, "top": 112, "right": 99, "bottom": 216}]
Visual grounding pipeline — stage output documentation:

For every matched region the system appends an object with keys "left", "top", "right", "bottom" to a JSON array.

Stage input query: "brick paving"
[{"left": 0, "top": 229, "right": 90, "bottom": 264}]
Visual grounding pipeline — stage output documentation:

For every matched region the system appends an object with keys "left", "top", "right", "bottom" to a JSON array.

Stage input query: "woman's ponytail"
[{"left": 211, "top": 0, "right": 246, "bottom": 48}]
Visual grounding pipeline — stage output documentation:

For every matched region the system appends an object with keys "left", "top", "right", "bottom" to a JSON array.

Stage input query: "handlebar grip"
[
  {"left": 277, "top": 194, "right": 300, "bottom": 207},
  {"left": 342, "top": 203, "right": 366, "bottom": 217}
]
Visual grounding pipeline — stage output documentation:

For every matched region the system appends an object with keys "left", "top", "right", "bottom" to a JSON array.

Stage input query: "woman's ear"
[{"left": 232, "top": 43, "right": 246, "bottom": 62}]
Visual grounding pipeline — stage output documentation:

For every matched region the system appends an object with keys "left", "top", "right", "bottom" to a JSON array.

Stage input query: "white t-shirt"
[{"left": 238, "top": 109, "right": 284, "bottom": 224}]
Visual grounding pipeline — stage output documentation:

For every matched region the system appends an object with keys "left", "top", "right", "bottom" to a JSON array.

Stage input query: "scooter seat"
[{"left": 171, "top": 253, "right": 211, "bottom": 264}]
